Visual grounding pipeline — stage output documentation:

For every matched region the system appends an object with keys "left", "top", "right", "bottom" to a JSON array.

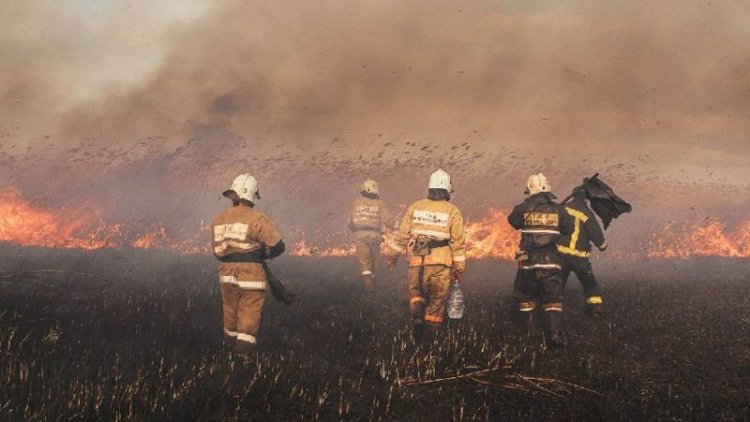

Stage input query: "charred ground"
[{"left": 0, "top": 246, "right": 748, "bottom": 420}]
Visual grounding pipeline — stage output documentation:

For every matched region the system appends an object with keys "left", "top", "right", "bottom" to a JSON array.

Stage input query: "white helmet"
[
  {"left": 223, "top": 173, "right": 260, "bottom": 203},
  {"left": 525, "top": 173, "right": 551, "bottom": 195},
  {"left": 361, "top": 179, "right": 379, "bottom": 195},
  {"left": 428, "top": 169, "right": 453, "bottom": 192}
]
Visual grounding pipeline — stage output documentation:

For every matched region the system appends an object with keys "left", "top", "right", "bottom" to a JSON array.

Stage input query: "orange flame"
[
  {"left": 0, "top": 187, "right": 208, "bottom": 254},
  {"left": 648, "top": 219, "right": 750, "bottom": 259}
]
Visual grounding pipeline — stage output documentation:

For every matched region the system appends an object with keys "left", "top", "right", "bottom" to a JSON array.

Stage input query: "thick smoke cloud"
[{"left": 1, "top": 0, "right": 749, "bottom": 244}]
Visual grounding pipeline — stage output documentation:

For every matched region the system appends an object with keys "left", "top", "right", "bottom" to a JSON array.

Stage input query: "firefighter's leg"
[
  {"left": 235, "top": 289, "right": 266, "bottom": 357},
  {"left": 423, "top": 265, "right": 451, "bottom": 342},
  {"left": 407, "top": 267, "right": 426, "bottom": 340},
  {"left": 539, "top": 269, "right": 565, "bottom": 348},
  {"left": 355, "top": 240, "right": 374, "bottom": 290},
  {"left": 513, "top": 268, "right": 538, "bottom": 333},
  {"left": 573, "top": 259, "right": 603, "bottom": 318},
  {"left": 220, "top": 281, "right": 239, "bottom": 348},
  {"left": 369, "top": 238, "right": 380, "bottom": 279},
  {"left": 560, "top": 257, "right": 572, "bottom": 289}
]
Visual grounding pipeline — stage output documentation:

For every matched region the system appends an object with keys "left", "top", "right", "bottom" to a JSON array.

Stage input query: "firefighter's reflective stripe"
[
  {"left": 543, "top": 302, "right": 563, "bottom": 312},
  {"left": 521, "top": 263, "right": 562, "bottom": 270},
  {"left": 518, "top": 301, "right": 536, "bottom": 311},
  {"left": 521, "top": 229, "right": 561, "bottom": 235},
  {"left": 557, "top": 206, "right": 589, "bottom": 257},
  {"left": 599, "top": 241, "right": 608, "bottom": 250},
  {"left": 452, "top": 255, "right": 466, "bottom": 262},
  {"left": 557, "top": 244, "right": 590, "bottom": 258},
  {"left": 412, "top": 229, "right": 451, "bottom": 239},
  {"left": 424, "top": 314, "right": 444, "bottom": 323},
  {"left": 223, "top": 328, "right": 238, "bottom": 337},
  {"left": 565, "top": 207, "right": 589, "bottom": 222},
  {"left": 236, "top": 333, "right": 257, "bottom": 344},
  {"left": 586, "top": 296, "right": 603, "bottom": 305},
  {"left": 410, "top": 296, "right": 426, "bottom": 305},
  {"left": 219, "top": 276, "right": 267, "bottom": 290},
  {"left": 214, "top": 240, "right": 262, "bottom": 255},
  {"left": 361, "top": 270, "right": 372, "bottom": 275}
]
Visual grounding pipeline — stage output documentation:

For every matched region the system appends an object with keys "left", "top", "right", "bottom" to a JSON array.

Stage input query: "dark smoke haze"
[{"left": 1, "top": 1, "right": 749, "bottom": 248}]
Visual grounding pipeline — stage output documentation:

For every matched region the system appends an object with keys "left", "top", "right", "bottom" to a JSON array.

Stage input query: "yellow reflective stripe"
[
  {"left": 556, "top": 245, "right": 590, "bottom": 258},
  {"left": 586, "top": 296, "right": 603, "bottom": 305},
  {"left": 452, "top": 255, "right": 466, "bottom": 262},
  {"left": 565, "top": 207, "right": 588, "bottom": 222},
  {"left": 559, "top": 206, "right": 590, "bottom": 257},
  {"left": 223, "top": 328, "right": 238, "bottom": 337}
]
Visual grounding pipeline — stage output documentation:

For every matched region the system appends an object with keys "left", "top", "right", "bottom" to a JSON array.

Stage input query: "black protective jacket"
[
  {"left": 556, "top": 192, "right": 606, "bottom": 259},
  {"left": 508, "top": 192, "right": 574, "bottom": 269}
]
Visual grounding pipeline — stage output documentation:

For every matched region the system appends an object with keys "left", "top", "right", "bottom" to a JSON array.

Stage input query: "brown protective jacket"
[
  {"left": 348, "top": 196, "right": 399, "bottom": 240},
  {"left": 212, "top": 204, "right": 283, "bottom": 287},
  {"left": 385, "top": 198, "right": 466, "bottom": 270}
]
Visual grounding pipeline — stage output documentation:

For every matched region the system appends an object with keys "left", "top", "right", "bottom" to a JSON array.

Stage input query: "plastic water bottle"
[{"left": 447, "top": 280, "right": 465, "bottom": 319}]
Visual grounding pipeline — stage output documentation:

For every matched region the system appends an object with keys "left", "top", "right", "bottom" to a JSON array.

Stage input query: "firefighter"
[
  {"left": 508, "top": 173, "right": 574, "bottom": 348},
  {"left": 348, "top": 179, "right": 399, "bottom": 289},
  {"left": 212, "top": 173, "right": 285, "bottom": 357},
  {"left": 385, "top": 169, "right": 466, "bottom": 342},
  {"left": 557, "top": 186, "right": 608, "bottom": 318}
]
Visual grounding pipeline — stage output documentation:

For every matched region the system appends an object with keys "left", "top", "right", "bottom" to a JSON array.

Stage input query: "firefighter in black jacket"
[
  {"left": 508, "top": 173, "right": 574, "bottom": 348},
  {"left": 557, "top": 187, "right": 608, "bottom": 318}
]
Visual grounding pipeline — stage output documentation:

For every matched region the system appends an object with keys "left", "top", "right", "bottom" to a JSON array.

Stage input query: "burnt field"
[{"left": 0, "top": 245, "right": 748, "bottom": 420}]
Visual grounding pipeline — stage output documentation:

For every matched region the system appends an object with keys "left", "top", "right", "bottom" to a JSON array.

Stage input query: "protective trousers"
[
  {"left": 561, "top": 255, "right": 602, "bottom": 305},
  {"left": 355, "top": 238, "right": 380, "bottom": 278},
  {"left": 513, "top": 267, "right": 564, "bottom": 314},
  {"left": 408, "top": 264, "right": 451, "bottom": 330},
  {"left": 220, "top": 282, "right": 266, "bottom": 353}
]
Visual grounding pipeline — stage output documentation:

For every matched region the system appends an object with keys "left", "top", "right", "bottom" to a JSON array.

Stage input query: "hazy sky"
[{"left": 1, "top": 0, "right": 748, "bottom": 233}]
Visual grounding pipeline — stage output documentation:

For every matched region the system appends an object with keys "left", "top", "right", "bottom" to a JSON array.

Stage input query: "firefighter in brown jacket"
[
  {"left": 348, "top": 179, "right": 399, "bottom": 289},
  {"left": 212, "top": 173, "right": 285, "bottom": 356},
  {"left": 385, "top": 169, "right": 466, "bottom": 342}
]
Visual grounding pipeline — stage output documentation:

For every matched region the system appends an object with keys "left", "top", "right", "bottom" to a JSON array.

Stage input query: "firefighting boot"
[
  {"left": 544, "top": 311, "right": 566, "bottom": 349},
  {"left": 234, "top": 340, "right": 258, "bottom": 360},
  {"left": 422, "top": 322, "right": 440, "bottom": 346},
  {"left": 410, "top": 300, "right": 426, "bottom": 342},
  {"left": 411, "top": 318, "right": 424, "bottom": 342},
  {"left": 585, "top": 296, "right": 604, "bottom": 319},
  {"left": 515, "top": 311, "right": 534, "bottom": 336},
  {"left": 361, "top": 274, "right": 374, "bottom": 291}
]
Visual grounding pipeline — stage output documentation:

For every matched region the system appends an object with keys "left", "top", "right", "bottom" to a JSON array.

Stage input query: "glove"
[
  {"left": 386, "top": 255, "right": 398, "bottom": 271},
  {"left": 452, "top": 268, "right": 464, "bottom": 283}
]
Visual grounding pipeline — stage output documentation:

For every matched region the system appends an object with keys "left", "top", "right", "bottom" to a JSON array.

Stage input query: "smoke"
[{"left": 1, "top": 0, "right": 749, "bottom": 246}]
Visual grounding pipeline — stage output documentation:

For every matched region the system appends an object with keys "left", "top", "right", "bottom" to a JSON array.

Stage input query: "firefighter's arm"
[
  {"left": 584, "top": 209, "right": 607, "bottom": 251},
  {"left": 507, "top": 205, "right": 524, "bottom": 230},
  {"left": 385, "top": 207, "right": 413, "bottom": 269},
  {"left": 379, "top": 201, "right": 399, "bottom": 230},
  {"left": 449, "top": 208, "right": 467, "bottom": 276},
  {"left": 257, "top": 215, "right": 285, "bottom": 258}
]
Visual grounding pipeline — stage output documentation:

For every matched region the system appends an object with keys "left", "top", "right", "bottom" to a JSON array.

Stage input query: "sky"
[{"left": 1, "top": 0, "right": 749, "bottom": 240}]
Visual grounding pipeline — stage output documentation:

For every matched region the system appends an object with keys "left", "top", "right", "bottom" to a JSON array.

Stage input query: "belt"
[{"left": 425, "top": 239, "right": 450, "bottom": 249}]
